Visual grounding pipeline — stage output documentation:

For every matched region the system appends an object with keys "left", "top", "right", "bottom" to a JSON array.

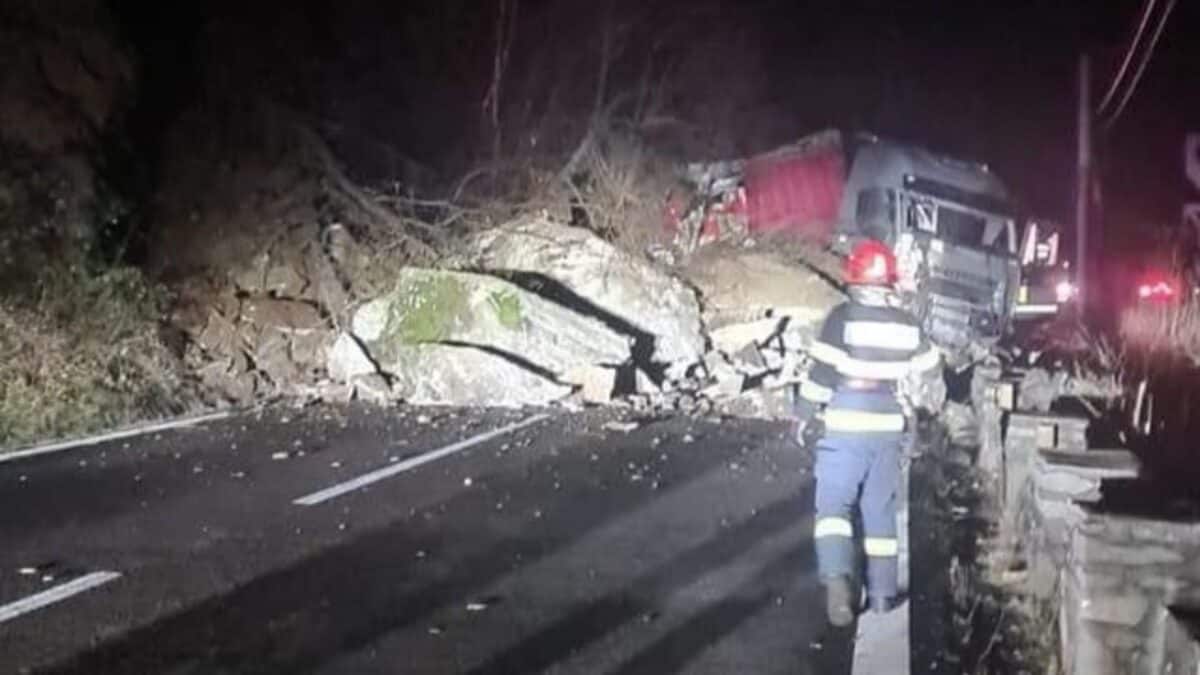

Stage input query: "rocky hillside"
[{"left": 0, "top": 0, "right": 812, "bottom": 449}]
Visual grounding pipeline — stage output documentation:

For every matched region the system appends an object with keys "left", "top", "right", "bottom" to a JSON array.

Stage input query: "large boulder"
[
  {"left": 681, "top": 247, "right": 844, "bottom": 353},
  {"left": 351, "top": 267, "right": 631, "bottom": 382},
  {"left": 326, "top": 332, "right": 377, "bottom": 382},
  {"left": 459, "top": 217, "right": 705, "bottom": 367},
  {"left": 385, "top": 343, "right": 572, "bottom": 407}
]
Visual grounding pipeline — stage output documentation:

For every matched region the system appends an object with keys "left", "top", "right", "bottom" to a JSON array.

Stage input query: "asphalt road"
[{"left": 0, "top": 405, "right": 857, "bottom": 674}]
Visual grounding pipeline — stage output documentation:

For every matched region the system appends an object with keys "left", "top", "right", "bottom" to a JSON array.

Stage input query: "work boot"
[{"left": 824, "top": 576, "right": 855, "bottom": 627}]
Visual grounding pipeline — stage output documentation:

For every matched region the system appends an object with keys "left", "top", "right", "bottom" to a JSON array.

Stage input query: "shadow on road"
[
  {"left": 43, "top": 421, "right": 850, "bottom": 675},
  {"left": 606, "top": 543, "right": 832, "bottom": 675},
  {"left": 466, "top": 492, "right": 834, "bottom": 675}
]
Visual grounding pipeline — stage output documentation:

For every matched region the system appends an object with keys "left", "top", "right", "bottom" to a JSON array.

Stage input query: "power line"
[
  {"left": 1102, "top": 0, "right": 1176, "bottom": 130},
  {"left": 1096, "top": 0, "right": 1157, "bottom": 115}
]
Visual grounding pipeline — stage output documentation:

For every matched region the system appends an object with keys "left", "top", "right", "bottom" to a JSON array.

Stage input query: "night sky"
[
  {"left": 113, "top": 0, "right": 1198, "bottom": 244},
  {"left": 757, "top": 0, "right": 1198, "bottom": 231}
]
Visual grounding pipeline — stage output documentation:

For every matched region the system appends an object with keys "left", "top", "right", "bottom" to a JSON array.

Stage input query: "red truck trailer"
[{"left": 672, "top": 130, "right": 1021, "bottom": 366}]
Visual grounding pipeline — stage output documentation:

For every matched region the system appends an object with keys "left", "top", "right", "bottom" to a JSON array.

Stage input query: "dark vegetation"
[{"left": 0, "top": 0, "right": 785, "bottom": 446}]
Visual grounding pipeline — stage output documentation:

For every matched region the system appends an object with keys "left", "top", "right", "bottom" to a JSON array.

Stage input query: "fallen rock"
[
  {"left": 384, "top": 343, "right": 573, "bottom": 407},
  {"left": 703, "top": 352, "right": 741, "bottom": 382},
  {"left": 353, "top": 267, "right": 630, "bottom": 379},
  {"left": 716, "top": 388, "right": 793, "bottom": 420},
  {"left": 760, "top": 354, "right": 805, "bottom": 388},
  {"left": 232, "top": 252, "right": 272, "bottom": 294},
  {"left": 351, "top": 373, "right": 393, "bottom": 404},
  {"left": 709, "top": 317, "right": 785, "bottom": 354},
  {"left": 253, "top": 333, "right": 300, "bottom": 384},
  {"left": 308, "top": 247, "right": 352, "bottom": 321},
  {"left": 196, "top": 310, "right": 245, "bottom": 357},
  {"left": 228, "top": 225, "right": 320, "bottom": 300},
  {"left": 635, "top": 368, "right": 660, "bottom": 394},
  {"left": 232, "top": 251, "right": 309, "bottom": 298},
  {"left": 460, "top": 217, "right": 705, "bottom": 366},
  {"left": 196, "top": 355, "right": 260, "bottom": 403},
  {"left": 297, "top": 380, "right": 354, "bottom": 405},
  {"left": 178, "top": 228, "right": 347, "bottom": 402},
  {"left": 264, "top": 262, "right": 309, "bottom": 298},
  {"left": 241, "top": 297, "right": 325, "bottom": 332},
  {"left": 681, "top": 247, "right": 843, "bottom": 349},
  {"left": 290, "top": 329, "right": 331, "bottom": 369},
  {"left": 702, "top": 373, "right": 746, "bottom": 399},
  {"left": 327, "top": 332, "right": 377, "bottom": 382},
  {"left": 566, "top": 365, "right": 618, "bottom": 404},
  {"left": 731, "top": 342, "right": 769, "bottom": 374},
  {"left": 352, "top": 299, "right": 389, "bottom": 342}
]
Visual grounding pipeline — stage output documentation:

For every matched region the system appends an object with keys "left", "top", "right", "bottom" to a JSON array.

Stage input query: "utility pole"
[{"left": 1076, "top": 53, "right": 1092, "bottom": 311}]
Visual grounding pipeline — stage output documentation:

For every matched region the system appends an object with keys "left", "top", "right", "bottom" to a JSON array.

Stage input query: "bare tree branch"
[{"left": 288, "top": 121, "right": 439, "bottom": 258}]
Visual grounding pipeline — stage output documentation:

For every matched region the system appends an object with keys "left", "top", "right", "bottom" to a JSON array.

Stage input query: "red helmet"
[{"left": 843, "top": 239, "right": 898, "bottom": 286}]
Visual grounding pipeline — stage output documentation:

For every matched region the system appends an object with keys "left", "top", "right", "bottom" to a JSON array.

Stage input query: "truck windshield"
[
  {"left": 904, "top": 196, "right": 1012, "bottom": 253},
  {"left": 939, "top": 207, "right": 998, "bottom": 250}
]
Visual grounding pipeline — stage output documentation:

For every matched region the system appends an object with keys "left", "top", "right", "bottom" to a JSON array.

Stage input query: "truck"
[
  {"left": 1013, "top": 218, "right": 1076, "bottom": 319},
  {"left": 671, "top": 130, "right": 1022, "bottom": 368}
]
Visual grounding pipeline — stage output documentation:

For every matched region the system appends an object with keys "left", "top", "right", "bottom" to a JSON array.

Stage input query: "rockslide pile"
[
  {"left": 171, "top": 221, "right": 360, "bottom": 404},
  {"left": 181, "top": 215, "right": 847, "bottom": 416}
]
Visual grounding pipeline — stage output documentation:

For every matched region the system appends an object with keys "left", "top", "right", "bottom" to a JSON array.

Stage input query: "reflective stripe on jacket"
[{"left": 800, "top": 299, "right": 939, "bottom": 433}]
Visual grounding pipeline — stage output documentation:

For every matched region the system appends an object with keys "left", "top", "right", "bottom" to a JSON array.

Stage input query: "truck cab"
[
  {"left": 1013, "top": 219, "right": 1075, "bottom": 319},
  {"left": 833, "top": 137, "right": 1021, "bottom": 367},
  {"left": 668, "top": 130, "right": 1023, "bottom": 367}
]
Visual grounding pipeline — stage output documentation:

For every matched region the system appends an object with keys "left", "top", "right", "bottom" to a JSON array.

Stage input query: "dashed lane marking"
[
  {"left": 293, "top": 414, "right": 551, "bottom": 507},
  {"left": 0, "top": 571, "right": 122, "bottom": 624}
]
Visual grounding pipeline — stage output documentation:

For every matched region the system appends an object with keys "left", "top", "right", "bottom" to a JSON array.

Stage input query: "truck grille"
[{"left": 924, "top": 276, "right": 1004, "bottom": 349}]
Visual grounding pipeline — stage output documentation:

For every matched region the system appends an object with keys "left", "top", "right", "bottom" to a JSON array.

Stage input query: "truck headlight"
[{"left": 1055, "top": 281, "right": 1075, "bottom": 303}]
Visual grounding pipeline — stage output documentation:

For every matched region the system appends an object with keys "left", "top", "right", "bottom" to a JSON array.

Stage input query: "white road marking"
[
  {"left": 0, "top": 571, "right": 122, "bottom": 624},
  {"left": 293, "top": 414, "right": 551, "bottom": 506},
  {"left": 1, "top": 410, "right": 237, "bottom": 464}
]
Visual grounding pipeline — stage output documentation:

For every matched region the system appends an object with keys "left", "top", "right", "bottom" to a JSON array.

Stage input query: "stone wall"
[
  {"left": 1002, "top": 413, "right": 1133, "bottom": 597},
  {"left": 1000, "top": 411, "right": 1200, "bottom": 674},
  {"left": 1060, "top": 514, "right": 1200, "bottom": 674},
  {"left": 1163, "top": 610, "right": 1200, "bottom": 674}
]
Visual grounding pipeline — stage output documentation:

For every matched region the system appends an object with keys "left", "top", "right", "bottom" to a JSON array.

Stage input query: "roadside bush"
[
  {"left": 1120, "top": 299, "right": 1200, "bottom": 367},
  {"left": 0, "top": 258, "right": 187, "bottom": 449}
]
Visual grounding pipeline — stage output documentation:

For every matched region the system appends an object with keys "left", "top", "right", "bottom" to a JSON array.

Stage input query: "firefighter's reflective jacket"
[{"left": 797, "top": 299, "right": 940, "bottom": 435}]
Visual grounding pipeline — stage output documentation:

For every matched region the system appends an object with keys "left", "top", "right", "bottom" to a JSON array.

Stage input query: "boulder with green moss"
[
  {"left": 352, "top": 268, "right": 630, "bottom": 383},
  {"left": 384, "top": 343, "right": 573, "bottom": 407},
  {"left": 460, "top": 217, "right": 706, "bottom": 367}
]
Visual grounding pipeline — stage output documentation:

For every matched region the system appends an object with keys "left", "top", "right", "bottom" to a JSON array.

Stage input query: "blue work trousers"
[{"left": 812, "top": 432, "right": 903, "bottom": 599}]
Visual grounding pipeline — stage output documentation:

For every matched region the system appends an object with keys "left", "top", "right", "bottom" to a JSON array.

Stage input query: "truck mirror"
[{"left": 855, "top": 188, "right": 894, "bottom": 242}]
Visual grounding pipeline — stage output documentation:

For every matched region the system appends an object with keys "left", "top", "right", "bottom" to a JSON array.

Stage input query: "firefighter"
[{"left": 794, "top": 238, "right": 941, "bottom": 627}]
